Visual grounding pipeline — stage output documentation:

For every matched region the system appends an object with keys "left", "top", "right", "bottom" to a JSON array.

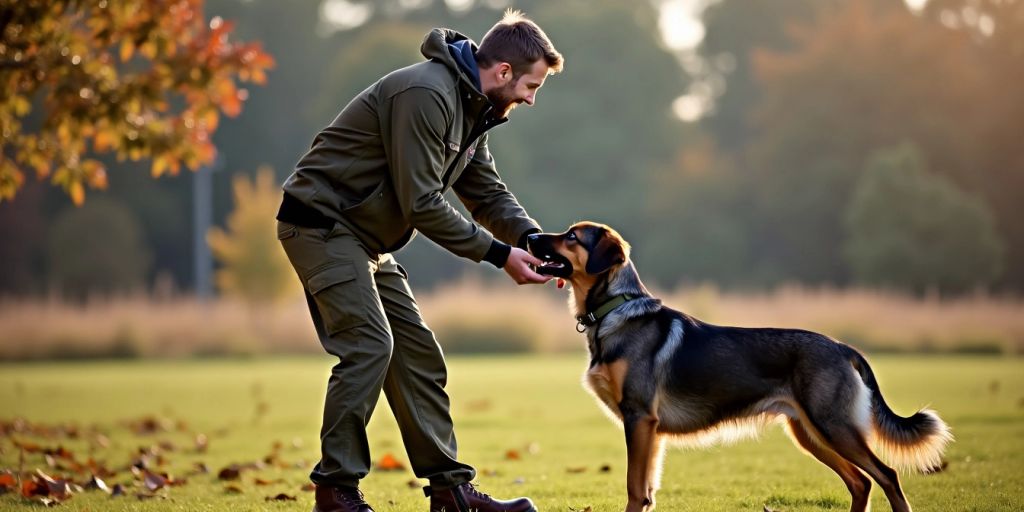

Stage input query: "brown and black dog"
[{"left": 527, "top": 222, "right": 951, "bottom": 512}]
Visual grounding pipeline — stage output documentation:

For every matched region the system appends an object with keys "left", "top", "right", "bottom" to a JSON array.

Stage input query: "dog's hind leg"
[
  {"left": 810, "top": 416, "right": 911, "bottom": 512},
  {"left": 786, "top": 418, "right": 872, "bottom": 512},
  {"left": 622, "top": 410, "right": 660, "bottom": 512}
]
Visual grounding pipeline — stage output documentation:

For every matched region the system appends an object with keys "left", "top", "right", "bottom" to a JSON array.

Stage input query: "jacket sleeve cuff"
[
  {"left": 482, "top": 239, "right": 512, "bottom": 268},
  {"left": 517, "top": 228, "right": 541, "bottom": 250}
]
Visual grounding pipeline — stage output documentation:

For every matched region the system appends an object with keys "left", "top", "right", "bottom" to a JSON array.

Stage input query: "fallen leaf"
[
  {"left": 599, "top": 464, "right": 612, "bottom": 473},
  {"left": 83, "top": 475, "right": 110, "bottom": 493},
  {"left": 194, "top": 434, "right": 209, "bottom": 453},
  {"left": 141, "top": 470, "right": 167, "bottom": 492},
  {"left": 525, "top": 442, "right": 540, "bottom": 455},
  {"left": 504, "top": 450, "right": 521, "bottom": 460},
  {"left": 254, "top": 477, "right": 283, "bottom": 486},
  {"left": 375, "top": 453, "right": 405, "bottom": 471},
  {"left": 38, "top": 496, "right": 62, "bottom": 507},
  {"left": 0, "top": 472, "right": 15, "bottom": 494},
  {"left": 94, "top": 434, "right": 111, "bottom": 449},
  {"left": 566, "top": 466, "right": 586, "bottom": 474},
  {"left": 406, "top": 479, "right": 420, "bottom": 488},
  {"left": 224, "top": 484, "right": 244, "bottom": 494},
  {"left": 110, "top": 483, "right": 126, "bottom": 496},
  {"left": 300, "top": 483, "right": 316, "bottom": 492},
  {"left": 217, "top": 465, "right": 242, "bottom": 481},
  {"left": 265, "top": 493, "right": 297, "bottom": 501}
]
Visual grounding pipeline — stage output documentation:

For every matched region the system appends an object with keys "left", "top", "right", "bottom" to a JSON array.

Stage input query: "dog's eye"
[{"left": 566, "top": 232, "right": 577, "bottom": 242}]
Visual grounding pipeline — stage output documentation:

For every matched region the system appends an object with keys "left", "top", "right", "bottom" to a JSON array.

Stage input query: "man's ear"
[
  {"left": 585, "top": 235, "right": 625, "bottom": 275},
  {"left": 497, "top": 62, "right": 512, "bottom": 83}
]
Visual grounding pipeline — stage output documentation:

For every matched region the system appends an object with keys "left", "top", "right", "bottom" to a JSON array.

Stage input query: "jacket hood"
[{"left": 421, "top": 28, "right": 484, "bottom": 95}]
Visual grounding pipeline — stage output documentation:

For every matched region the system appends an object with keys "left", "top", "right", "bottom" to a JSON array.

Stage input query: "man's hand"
[{"left": 504, "top": 247, "right": 553, "bottom": 285}]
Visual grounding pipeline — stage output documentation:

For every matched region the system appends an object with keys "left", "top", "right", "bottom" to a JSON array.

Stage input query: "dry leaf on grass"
[
  {"left": 83, "top": 475, "right": 110, "bottom": 493},
  {"left": 374, "top": 453, "right": 405, "bottom": 471},
  {"left": 266, "top": 493, "right": 297, "bottom": 501},
  {"left": 217, "top": 465, "right": 243, "bottom": 481}
]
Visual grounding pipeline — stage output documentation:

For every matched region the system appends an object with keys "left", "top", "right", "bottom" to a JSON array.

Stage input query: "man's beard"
[{"left": 486, "top": 83, "right": 521, "bottom": 118}]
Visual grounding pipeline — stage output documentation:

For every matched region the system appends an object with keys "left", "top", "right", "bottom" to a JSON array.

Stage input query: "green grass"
[{"left": 1, "top": 355, "right": 1022, "bottom": 511}]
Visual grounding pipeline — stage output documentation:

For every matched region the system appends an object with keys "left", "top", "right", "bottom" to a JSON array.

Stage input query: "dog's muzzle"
[{"left": 527, "top": 234, "right": 573, "bottom": 278}]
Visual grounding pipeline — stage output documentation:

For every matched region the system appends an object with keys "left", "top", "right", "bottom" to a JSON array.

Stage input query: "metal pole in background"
[{"left": 193, "top": 153, "right": 223, "bottom": 301}]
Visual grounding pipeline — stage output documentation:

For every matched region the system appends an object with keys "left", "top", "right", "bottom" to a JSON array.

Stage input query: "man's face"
[{"left": 486, "top": 59, "right": 550, "bottom": 118}]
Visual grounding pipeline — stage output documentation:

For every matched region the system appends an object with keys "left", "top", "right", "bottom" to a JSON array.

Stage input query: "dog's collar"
[{"left": 576, "top": 294, "right": 637, "bottom": 333}]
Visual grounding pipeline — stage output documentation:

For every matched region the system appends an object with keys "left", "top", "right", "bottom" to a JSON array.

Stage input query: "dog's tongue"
[{"left": 557, "top": 278, "right": 565, "bottom": 289}]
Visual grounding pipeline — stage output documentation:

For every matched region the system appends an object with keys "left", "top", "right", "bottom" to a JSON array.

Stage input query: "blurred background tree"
[
  {"left": 47, "top": 197, "right": 152, "bottom": 300},
  {"left": 0, "top": 0, "right": 1019, "bottom": 298},
  {"left": 0, "top": 0, "right": 274, "bottom": 204},
  {"left": 844, "top": 144, "right": 1004, "bottom": 294},
  {"left": 207, "top": 167, "right": 299, "bottom": 304}
]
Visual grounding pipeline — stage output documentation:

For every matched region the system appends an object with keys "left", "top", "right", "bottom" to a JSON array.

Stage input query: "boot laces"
[
  {"left": 338, "top": 487, "right": 367, "bottom": 506},
  {"left": 464, "top": 483, "right": 492, "bottom": 500}
]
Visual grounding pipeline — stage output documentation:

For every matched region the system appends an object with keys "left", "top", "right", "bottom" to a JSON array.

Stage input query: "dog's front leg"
[{"left": 623, "top": 409, "right": 660, "bottom": 512}]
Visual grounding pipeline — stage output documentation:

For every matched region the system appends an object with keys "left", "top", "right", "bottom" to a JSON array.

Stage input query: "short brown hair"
[{"left": 476, "top": 9, "right": 564, "bottom": 77}]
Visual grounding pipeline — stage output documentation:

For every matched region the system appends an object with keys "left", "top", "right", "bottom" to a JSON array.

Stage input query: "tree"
[
  {"left": 48, "top": 196, "right": 152, "bottom": 299},
  {"left": 0, "top": 0, "right": 274, "bottom": 205},
  {"left": 207, "top": 167, "right": 299, "bottom": 304},
  {"left": 844, "top": 144, "right": 1004, "bottom": 294},
  {"left": 741, "top": 0, "right": 989, "bottom": 286}
]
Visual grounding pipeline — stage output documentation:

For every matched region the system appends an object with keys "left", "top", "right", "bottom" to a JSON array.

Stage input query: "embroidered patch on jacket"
[{"left": 467, "top": 147, "right": 476, "bottom": 159}]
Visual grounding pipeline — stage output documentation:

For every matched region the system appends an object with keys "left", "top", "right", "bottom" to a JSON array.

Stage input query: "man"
[{"left": 276, "top": 10, "right": 563, "bottom": 512}]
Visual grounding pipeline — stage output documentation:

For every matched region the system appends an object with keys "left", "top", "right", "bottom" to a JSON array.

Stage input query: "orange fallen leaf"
[
  {"left": 505, "top": 450, "right": 521, "bottom": 460},
  {"left": 375, "top": 453, "right": 405, "bottom": 471}
]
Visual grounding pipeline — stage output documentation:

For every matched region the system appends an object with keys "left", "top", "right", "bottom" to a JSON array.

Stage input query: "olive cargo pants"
[{"left": 277, "top": 220, "right": 475, "bottom": 489}]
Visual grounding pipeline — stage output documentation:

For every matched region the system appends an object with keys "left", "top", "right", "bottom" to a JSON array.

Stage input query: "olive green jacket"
[{"left": 281, "top": 28, "right": 540, "bottom": 263}]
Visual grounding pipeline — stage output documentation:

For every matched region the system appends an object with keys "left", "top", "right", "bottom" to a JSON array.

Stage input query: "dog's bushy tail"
[{"left": 846, "top": 347, "right": 952, "bottom": 473}]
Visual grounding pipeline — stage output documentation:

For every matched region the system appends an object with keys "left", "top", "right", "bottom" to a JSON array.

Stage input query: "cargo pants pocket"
[{"left": 307, "top": 262, "right": 367, "bottom": 335}]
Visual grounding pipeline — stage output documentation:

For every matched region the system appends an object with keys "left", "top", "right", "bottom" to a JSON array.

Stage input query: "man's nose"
[{"left": 524, "top": 94, "right": 535, "bottom": 106}]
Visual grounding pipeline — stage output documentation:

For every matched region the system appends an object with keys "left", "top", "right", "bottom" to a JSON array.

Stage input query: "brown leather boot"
[
  {"left": 313, "top": 485, "right": 374, "bottom": 512},
  {"left": 425, "top": 483, "right": 536, "bottom": 512}
]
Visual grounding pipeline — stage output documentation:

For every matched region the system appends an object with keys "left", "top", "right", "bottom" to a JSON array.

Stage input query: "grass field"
[{"left": 1, "top": 355, "right": 1022, "bottom": 511}]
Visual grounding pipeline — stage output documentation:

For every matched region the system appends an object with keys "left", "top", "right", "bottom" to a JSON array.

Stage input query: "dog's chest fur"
[{"left": 584, "top": 359, "right": 629, "bottom": 420}]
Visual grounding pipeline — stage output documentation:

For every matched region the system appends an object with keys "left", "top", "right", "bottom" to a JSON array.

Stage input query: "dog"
[{"left": 527, "top": 222, "right": 951, "bottom": 512}]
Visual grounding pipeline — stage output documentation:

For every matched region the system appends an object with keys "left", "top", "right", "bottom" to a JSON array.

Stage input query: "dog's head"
[{"left": 527, "top": 222, "right": 631, "bottom": 280}]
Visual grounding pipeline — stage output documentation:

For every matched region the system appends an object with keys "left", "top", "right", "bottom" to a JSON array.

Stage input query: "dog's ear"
[{"left": 585, "top": 233, "right": 625, "bottom": 274}]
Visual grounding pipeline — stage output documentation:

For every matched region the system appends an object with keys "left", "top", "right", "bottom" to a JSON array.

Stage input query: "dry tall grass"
[{"left": 1, "top": 280, "right": 1021, "bottom": 359}]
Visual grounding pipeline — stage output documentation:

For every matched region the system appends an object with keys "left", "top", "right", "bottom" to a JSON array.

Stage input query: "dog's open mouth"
[{"left": 535, "top": 253, "right": 572, "bottom": 278}]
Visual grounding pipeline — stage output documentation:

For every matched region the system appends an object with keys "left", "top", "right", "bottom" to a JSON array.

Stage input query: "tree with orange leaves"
[{"left": 0, "top": 0, "right": 274, "bottom": 205}]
